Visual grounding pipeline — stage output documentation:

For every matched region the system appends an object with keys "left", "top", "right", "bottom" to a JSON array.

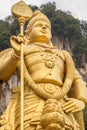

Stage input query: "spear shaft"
[
  {"left": 21, "top": 43, "right": 24, "bottom": 130},
  {"left": 19, "top": 17, "right": 25, "bottom": 130},
  {"left": 11, "top": 1, "right": 33, "bottom": 129}
]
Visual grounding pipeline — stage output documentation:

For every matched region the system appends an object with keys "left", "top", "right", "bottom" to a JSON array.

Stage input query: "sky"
[{"left": 0, "top": 0, "right": 87, "bottom": 21}]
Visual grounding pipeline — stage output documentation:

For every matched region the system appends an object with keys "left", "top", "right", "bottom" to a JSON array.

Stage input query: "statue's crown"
[{"left": 26, "top": 10, "right": 51, "bottom": 32}]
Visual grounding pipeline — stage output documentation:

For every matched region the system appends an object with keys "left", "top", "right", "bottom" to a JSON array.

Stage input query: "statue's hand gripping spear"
[{"left": 11, "top": 1, "right": 33, "bottom": 130}]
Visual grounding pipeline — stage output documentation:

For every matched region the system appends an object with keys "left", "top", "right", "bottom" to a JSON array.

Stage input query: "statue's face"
[{"left": 29, "top": 20, "right": 52, "bottom": 44}]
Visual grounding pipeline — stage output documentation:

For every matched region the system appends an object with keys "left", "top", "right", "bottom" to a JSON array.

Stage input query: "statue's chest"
[{"left": 24, "top": 46, "right": 65, "bottom": 70}]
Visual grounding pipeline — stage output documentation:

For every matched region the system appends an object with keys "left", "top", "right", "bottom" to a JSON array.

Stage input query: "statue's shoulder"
[
  {"left": 60, "top": 50, "right": 74, "bottom": 64},
  {"left": 57, "top": 49, "right": 73, "bottom": 62},
  {"left": 61, "top": 50, "right": 70, "bottom": 55},
  {"left": 0, "top": 48, "right": 13, "bottom": 58},
  {"left": 61, "top": 50, "right": 72, "bottom": 58}
]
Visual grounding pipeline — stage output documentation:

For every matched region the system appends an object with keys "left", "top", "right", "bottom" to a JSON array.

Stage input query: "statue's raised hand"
[{"left": 10, "top": 34, "right": 24, "bottom": 56}]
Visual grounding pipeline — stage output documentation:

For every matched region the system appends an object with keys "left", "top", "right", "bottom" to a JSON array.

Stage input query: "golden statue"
[{"left": 0, "top": 1, "right": 87, "bottom": 130}]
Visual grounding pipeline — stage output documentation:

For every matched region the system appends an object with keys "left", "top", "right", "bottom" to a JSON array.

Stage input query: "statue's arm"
[
  {"left": 0, "top": 48, "right": 20, "bottom": 82},
  {"left": 0, "top": 34, "right": 23, "bottom": 82},
  {"left": 72, "top": 69, "right": 87, "bottom": 105},
  {"left": 61, "top": 50, "right": 87, "bottom": 105},
  {"left": 61, "top": 50, "right": 86, "bottom": 112}
]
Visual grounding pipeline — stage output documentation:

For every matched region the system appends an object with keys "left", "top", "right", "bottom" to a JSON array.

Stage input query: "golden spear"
[{"left": 11, "top": 1, "right": 33, "bottom": 130}]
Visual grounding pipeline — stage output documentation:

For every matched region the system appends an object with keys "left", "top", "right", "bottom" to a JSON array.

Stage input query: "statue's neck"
[{"left": 29, "top": 42, "right": 55, "bottom": 48}]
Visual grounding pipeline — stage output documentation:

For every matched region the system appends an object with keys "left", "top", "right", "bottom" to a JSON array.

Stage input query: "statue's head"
[{"left": 25, "top": 10, "right": 52, "bottom": 44}]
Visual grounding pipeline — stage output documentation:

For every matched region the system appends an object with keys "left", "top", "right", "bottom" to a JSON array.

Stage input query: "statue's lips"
[{"left": 40, "top": 30, "right": 47, "bottom": 33}]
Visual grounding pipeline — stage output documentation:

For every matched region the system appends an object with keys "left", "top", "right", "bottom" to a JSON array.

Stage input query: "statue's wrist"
[{"left": 78, "top": 97, "right": 86, "bottom": 106}]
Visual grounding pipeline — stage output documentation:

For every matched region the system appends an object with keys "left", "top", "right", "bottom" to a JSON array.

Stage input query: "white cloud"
[
  {"left": 0, "top": 0, "right": 53, "bottom": 19},
  {"left": 56, "top": 0, "right": 87, "bottom": 20}
]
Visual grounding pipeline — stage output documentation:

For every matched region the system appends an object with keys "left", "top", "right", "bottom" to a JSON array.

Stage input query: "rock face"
[
  {"left": 0, "top": 72, "right": 19, "bottom": 116},
  {"left": 53, "top": 36, "right": 87, "bottom": 82},
  {"left": 0, "top": 38, "right": 87, "bottom": 116}
]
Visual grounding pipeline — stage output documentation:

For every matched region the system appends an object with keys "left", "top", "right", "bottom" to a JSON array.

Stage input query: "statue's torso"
[{"left": 24, "top": 43, "right": 65, "bottom": 87}]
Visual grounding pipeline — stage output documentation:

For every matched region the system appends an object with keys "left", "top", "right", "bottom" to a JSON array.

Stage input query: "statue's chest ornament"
[{"left": 40, "top": 48, "right": 59, "bottom": 68}]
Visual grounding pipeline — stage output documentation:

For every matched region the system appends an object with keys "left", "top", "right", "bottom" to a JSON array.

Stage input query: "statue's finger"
[
  {"left": 62, "top": 100, "right": 73, "bottom": 107},
  {"left": 63, "top": 103, "right": 75, "bottom": 111},
  {"left": 65, "top": 106, "right": 78, "bottom": 113}
]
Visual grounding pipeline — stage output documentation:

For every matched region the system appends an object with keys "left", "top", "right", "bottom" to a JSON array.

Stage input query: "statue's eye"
[{"left": 35, "top": 23, "right": 42, "bottom": 27}]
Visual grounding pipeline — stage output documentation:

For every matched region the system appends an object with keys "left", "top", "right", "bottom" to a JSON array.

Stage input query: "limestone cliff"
[{"left": 53, "top": 36, "right": 87, "bottom": 82}]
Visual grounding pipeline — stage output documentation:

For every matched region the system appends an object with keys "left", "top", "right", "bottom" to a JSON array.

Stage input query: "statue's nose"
[{"left": 42, "top": 26, "right": 46, "bottom": 30}]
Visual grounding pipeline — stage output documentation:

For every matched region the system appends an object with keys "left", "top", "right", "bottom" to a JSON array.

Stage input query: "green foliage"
[
  {"left": 0, "top": 20, "right": 11, "bottom": 50},
  {"left": 73, "top": 38, "right": 87, "bottom": 67},
  {"left": 83, "top": 107, "right": 87, "bottom": 130},
  {"left": 40, "top": 2, "right": 56, "bottom": 18},
  {"left": 64, "top": 16, "right": 82, "bottom": 40},
  {"left": 0, "top": 16, "right": 19, "bottom": 51},
  {"left": 80, "top": 20, "right": 87, "bottom": 38},
  {"left": 73, "top": 42, "right": 87, "bottom": 55},
  {"left": 29, "top": 5, "right": 38, "bottom": 12}
]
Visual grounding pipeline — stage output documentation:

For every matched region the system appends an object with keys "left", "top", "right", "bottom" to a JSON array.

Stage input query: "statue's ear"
[
  {"left": 24, "top": 29, "right": 31, "bottom": 44},
  {"left": 24, "top": 35, "right": 30, "bottom": 45}
]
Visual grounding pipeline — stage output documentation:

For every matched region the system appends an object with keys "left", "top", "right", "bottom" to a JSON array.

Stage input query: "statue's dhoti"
[{"left": 0, "top": 84, "right": 80, "bottom": 130}]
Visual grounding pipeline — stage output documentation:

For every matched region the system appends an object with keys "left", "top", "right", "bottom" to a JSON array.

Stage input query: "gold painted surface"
[
  {"left": 0, "top": 1, "right": 87, "bottom": 130},
  {"left": 11, "top": 1, "right": 33, "bottom": 20}
]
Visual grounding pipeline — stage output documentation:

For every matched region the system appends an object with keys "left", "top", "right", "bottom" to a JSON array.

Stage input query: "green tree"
[
  {"left": 83, "top": 107, "right": 87, "bottom": 130},
  {"left": 80, "top": 20, "right": 87, "bottom": 39},
  {"left": 0, "top": 20, "right": 11, "bottom": 50}
]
